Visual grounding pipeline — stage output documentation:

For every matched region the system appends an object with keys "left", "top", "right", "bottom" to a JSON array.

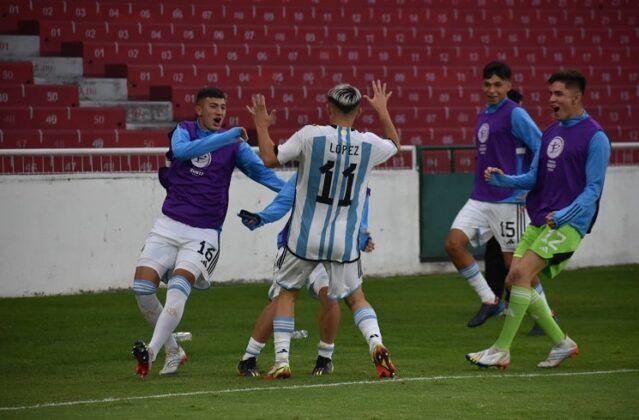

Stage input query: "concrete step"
[
  {"left": 30, "top": 56, "right": 84, "bottom": 82},
  {"left": 78, "top": 78, "right": 128, "bottom": 101},
  {"left": 80, "top": 100, "right": 173, "bottom": 125},
  {"left": 126, "top": 121, "right": 176, "bottom": 130},
  {"left": 0, "top": 35, "right": 40, "bottom": 57}
]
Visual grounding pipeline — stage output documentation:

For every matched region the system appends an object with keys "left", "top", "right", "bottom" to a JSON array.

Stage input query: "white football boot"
[
  {"left": 159, "top": 346, "right": 188, "bottom": 375},
  {"left": 537, "top": 336, "right": 579, "bottom": 368},
  {"left": 466, "top": 346, "right": 510, "bottom": 369}
]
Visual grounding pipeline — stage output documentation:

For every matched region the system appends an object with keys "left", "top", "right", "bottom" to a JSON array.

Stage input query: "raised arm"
[
  {"left": 247, "top": 94, "right": 279, "bottom": 167},
  {"left": 235, "top": 142, "right": 286, "bottom": 192},
  {"left": 171, "top": 126, "right": 246, "bottom": 160},
  {"left": 364, "top": 80, "right": 400, "bottom": 148}
]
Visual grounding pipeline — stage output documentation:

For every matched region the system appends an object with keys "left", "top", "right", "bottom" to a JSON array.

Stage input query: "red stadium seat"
[
  {"left": 0, "top": 61, "right": 33, "bottom": 85},
  {"left": 0, "top": 106, "right": 126, "bottom": 130},
  {"left": 108, "top": 63, "right": 285, "bottom": 99},
  {"left": 0, "top": 128, "right": 167, "bottom": 149},
  {"left": 0, "top": 84, "right": 79, "bottom": 107},
  {"left": 613, "top": 126, "right": 639, "bottom": 142},
  {"left": 420, "top": 150, "right": 452, "bottom": 174},
  {"left": 0, "top": 128, "right": 74, "bottom": 148},
  {"left": 453, "top": 149, "right": 476, "bottom": 174},
  {"left": 1, "top": 0, "right": 637, "bottom": 170},
  {"left": 62, "top": 41, "right": 194, "bottom": 76},
  {"left": 399, "top": 127, "right": 475, "bottom": 146}
]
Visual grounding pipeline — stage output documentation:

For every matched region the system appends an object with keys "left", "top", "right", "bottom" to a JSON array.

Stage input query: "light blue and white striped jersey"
[{"left": 277, "top": 124, "right": 396, "bottom": 262}]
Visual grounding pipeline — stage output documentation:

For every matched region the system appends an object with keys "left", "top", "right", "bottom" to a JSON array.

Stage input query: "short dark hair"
[
  {"left": 196, "top": 87, "right": 226, "bottom": 103},
  {"left": 548, "top": 70, "right": 586, "bottom": 94},
  {"left": 327, "top": 83, "right": 361, "bottom": 114},
  {"left": 483, "top": 61, "right": 512, "bottom": 81},
  {"left": 507, "top": 89, "right": 523, "bottom": 104}
]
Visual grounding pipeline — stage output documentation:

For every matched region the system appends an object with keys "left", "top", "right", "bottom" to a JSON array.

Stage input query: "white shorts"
[
  {"left": 137, "top": 214, "right": 220, "bottom": 290},
  {"left": 268, "top": 250, "right": 329, "bottom": 300},
  {"left": 451, "top": 199, "right": 528, "bottom": 252},
  {"left": 273, "top": 247, "right": 363, "bottom": 300}
]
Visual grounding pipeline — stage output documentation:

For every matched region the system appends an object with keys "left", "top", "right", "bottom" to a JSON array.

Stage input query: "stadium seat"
[
  {"left": 0, "top": 153, "right": 164, "bottom": 174},
  {"left": 452, "top": 149, "right": 476, "bottom": 173},
  {"left": 0, "top": 106, "right": 126, "bottom": 129},
  {"left": 0, "top": 128, "right": 167, "bottom": 148},
  {"left": 0, "top": 84, "right": 79, "bottom": 107},
  {"left": 0, "top": 61, "right": 33, "bottom": 85},
  {"left": 420, "top": 149, "right": 453, "bottom": 174},
  {"left": 613, "top": 126, "right": 639, "bottom": 142},
  {"left": 1, "top": 0, "right": 637, "bottom": 172},
  {"left": 32, "top": 19, "right": 226, "bottom": 55}
]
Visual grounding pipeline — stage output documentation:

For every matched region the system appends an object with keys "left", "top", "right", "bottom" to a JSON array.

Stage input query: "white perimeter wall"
[{"left": 0, "top": 166, "right": 637, "bottom": 297}]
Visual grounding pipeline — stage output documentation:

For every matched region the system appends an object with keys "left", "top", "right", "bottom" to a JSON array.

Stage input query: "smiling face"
[
  {"left": 549, "top": 81, "right": 583, "bottom": 121},
  {"left": 482, "top": 75, "right": 512, "bottom": 106},
  {"left": 196, "top": 96, "right": 227, "bottom": 131}
]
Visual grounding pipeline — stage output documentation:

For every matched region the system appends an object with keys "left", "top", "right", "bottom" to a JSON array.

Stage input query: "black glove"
[{"left": 237, "top": 209, "right": 263, "bottom": 231}]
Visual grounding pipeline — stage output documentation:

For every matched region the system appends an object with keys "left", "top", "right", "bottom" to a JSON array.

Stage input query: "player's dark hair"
[
  {"left": 507, "top": 89, "right": 523, "bottom": 104},
  {"left": 196, "top": 87, "right": 227, "bottom": 103},
  {"left": 548, "top": 70, "right": 587, "bottom": 94},
  {"left": 483, "top": 61, "right": 512, "bottom": 81},
  {"left": 327, "top": 83, "right": 361, "bottom": 114}
]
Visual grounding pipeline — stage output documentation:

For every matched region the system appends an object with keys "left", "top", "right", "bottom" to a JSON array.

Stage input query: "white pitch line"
[{"left": 1, "top": 368, "right": 637, "bottom": 412}]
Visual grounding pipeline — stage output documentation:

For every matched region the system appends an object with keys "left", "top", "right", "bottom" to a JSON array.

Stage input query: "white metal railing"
[
  {"left": 0, "top": 145, "right": 418, "bottom": 172},
  {"left": 0, "top": 143, "right": 637, "bottom": 174}
]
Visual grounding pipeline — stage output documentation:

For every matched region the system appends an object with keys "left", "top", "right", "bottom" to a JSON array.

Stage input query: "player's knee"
[
  {"left": 344, "top": 290, "right": 367, "bottom": 309},
  {"left": 506, "top": 266, "right": 528, "bottom": 287},
  {"left": 444, "top": 237, "right": 454, "bottom": 255},
  {"left": 172, "top": 268, "right": 196, "bottom": 285},
  {"left": 444, "top": 234, "right": 464, "bottom": 257}
]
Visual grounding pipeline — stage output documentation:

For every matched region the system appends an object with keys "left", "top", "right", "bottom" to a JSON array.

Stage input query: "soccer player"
[
  {"left": 131, "top": 87, "right": 285, "bottom": 378},
  {"left": 467, "top": 69, "right": 611, "bottom": 369},
  {"left": 482, "top": 89, "right": 524, "bottom": 304},
  {"left": 246, "top": 80, "right": 400, "bottom": 379},
  {"left": 444, "top": 62, "right": 542, "bottom": 328},
  {"left": 484, "top": 89, "right": 557, "bottom": 336},
  {"left": 236, "top": 174, "right": 375, "bottom": 377}
]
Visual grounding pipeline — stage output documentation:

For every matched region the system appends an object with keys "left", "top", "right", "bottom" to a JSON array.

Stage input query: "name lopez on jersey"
[{"left": 330, "top": 143, "right": 360, "bottom": 156}]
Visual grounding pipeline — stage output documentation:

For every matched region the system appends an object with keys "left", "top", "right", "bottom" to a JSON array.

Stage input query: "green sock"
[
  {"left": 527, "top": 289, "right": 565, "bottom": 345},
  {"left": 494, "top": 285, "right": 531, "bottom": 350}
]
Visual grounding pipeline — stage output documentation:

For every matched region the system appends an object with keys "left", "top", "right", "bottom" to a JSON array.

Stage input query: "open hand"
[
  {"left": 246, "top": 94, "right": 276, "bottom": 129},
  {"left": 363, "top": 80, "right": 393, "bottom": 115}
]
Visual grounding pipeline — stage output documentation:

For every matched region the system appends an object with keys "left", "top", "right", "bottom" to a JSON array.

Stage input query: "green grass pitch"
[{"left": 1, "top": 265, "right": 638, "bottom": 418}]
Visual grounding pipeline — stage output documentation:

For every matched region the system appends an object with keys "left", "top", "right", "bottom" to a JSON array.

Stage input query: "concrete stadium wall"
[{"left": 0, "top": 167, "right": 637, "bottom": 297}]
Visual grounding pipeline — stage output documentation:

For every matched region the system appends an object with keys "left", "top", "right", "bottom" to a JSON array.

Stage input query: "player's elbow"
[
  {"left": 262, "top": 155, "right": 279, "bottom": 167},
  {"left": 171, "top": 148, "right": 189, "bottom": 160}
]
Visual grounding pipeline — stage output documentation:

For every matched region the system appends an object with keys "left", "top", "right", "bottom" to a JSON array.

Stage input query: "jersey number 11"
[{"left": 316, "top": 161, "right": 357, "bottom": 207}]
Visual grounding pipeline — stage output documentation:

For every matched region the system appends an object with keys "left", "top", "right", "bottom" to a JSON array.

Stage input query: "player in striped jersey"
[
  {"left": 247, "top": 80, "right": 400, "bottom": 379},
  {"left": 236, "top": 174, "right": 375, "bottom": 377}
]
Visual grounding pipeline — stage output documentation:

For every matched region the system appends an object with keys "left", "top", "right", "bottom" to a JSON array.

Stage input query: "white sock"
[
  {"left": 242, "top": 337, "right": 266, "bottom": 361},
  {"left": 317, "top": 341, "right": 335, "bottom": 359},
  {"left": 460, "top": 262, "right": 496, "bottom": 303},
  {"left": 273, "top": 316, "right": 294, "bottom": 365},
  {"left": 148, "top": 276, "right": 191, "bottom": 361},
  {"left": 134, "top": 280, "right": 179, "bottom": 352},
  {"left": 353, "top": 307, "right": 382, "bottom": 354}
]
